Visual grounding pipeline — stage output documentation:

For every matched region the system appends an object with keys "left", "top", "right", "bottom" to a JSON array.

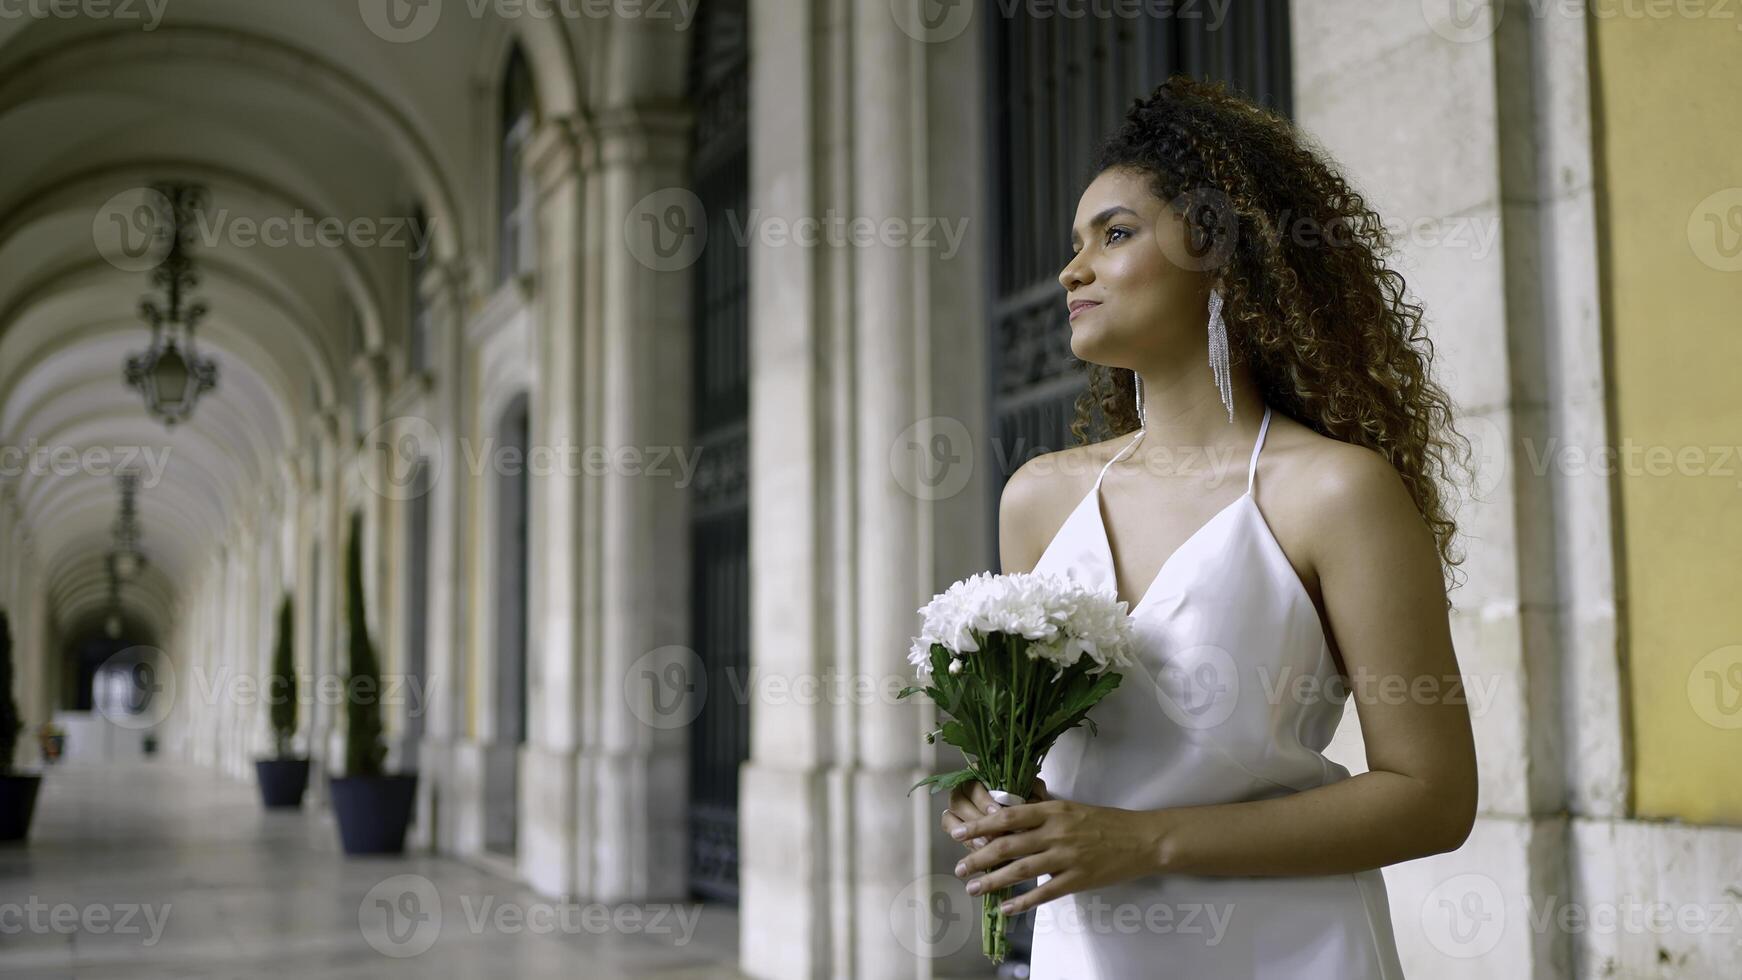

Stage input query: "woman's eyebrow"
[{"left": 1069, "top": 205, "right": 1139, "bottom": 248}]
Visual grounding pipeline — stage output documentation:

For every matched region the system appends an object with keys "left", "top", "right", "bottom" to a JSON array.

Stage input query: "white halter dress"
[{"left": 1025, "top": 404, "right": 1405, "bottom": 979}]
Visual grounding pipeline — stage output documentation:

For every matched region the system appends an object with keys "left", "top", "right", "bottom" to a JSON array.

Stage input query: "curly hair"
[{"left": 1068, "top": 75, "right": 1471, "bottom": 593}]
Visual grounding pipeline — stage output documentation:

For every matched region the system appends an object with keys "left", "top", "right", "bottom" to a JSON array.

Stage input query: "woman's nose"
[{"left": 1059, "top": 254, "right": 1091, "bottom": 290}]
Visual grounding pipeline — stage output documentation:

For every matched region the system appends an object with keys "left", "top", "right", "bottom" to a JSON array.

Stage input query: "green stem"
[{"left": 1005, "top": 633, "right": 1015, "bottom": 791}]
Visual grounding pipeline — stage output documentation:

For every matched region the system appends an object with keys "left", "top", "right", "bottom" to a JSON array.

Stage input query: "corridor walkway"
[{"left": 0, "top": 762, "right": 745, "bottom": 979}]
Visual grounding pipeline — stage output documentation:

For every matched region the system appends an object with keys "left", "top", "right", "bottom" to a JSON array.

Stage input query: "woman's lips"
[{"left": 1068, "top": 302, "right": 1100, "bottom": 322}]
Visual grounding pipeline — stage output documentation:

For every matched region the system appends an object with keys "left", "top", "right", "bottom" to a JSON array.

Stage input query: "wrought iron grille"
[{"left": 686, "top": 0, "right": 750, "bottom": 906}]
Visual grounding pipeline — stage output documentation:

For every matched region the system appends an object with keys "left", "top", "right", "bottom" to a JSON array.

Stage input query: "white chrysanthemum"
[{"left": 908, "top": 570, "right": 1137, "bottom": 678}]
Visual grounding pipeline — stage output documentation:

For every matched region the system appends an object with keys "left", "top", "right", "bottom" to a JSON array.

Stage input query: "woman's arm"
[
  {"left": 951, "top": 446, "right": 1479, "bottom": 908},
  {"left": 1153, "top": 445, "right": 1478, "bottom": 875}
]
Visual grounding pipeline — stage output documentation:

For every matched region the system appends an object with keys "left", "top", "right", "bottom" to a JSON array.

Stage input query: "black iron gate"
[
  {"left": 686, "top": 0, "right": 750, "bottom": 905},
  {"left": 983, "top": 2, "right": 1293, "bottom": 966}
]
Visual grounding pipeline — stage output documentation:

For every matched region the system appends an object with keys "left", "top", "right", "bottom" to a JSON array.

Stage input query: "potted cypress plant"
[
  {"left": 327, "top": 510, "right": 417, "bottom": 854},
  {"left": 0, "top": 609, "right": 43, "bottom": 843},
  {"left": 255, "top": 594, "right": 309, "bottom": 808}
]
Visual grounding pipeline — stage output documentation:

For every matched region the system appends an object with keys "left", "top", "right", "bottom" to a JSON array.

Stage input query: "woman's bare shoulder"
[
  {"left": 1261, "top": 410, "right": 1419, "bottom": 565},
  {"left": 1266, "top": 411, "right": 1404, "bottom": 502},
  {"left": 997, "top": 436, "right": 1128, "bottom": 573}
]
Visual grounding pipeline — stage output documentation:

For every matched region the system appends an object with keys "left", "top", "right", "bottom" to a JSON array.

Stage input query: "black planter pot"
[
  {"left": 328, "top": 773, "right": 418, "bottom": 855},
  {"left": 0, "top": 773, "right": 43, "bottom": 843},
  {"left": 255, "top": 758, "right": 311, "bottom": 809}
]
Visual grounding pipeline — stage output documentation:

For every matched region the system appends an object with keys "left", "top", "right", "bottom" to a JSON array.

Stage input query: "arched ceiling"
[{"left": 0, "top": 0, "right": 600, "bottom": 641}]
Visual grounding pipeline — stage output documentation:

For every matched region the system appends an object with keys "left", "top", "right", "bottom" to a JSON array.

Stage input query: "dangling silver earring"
[
  {"left": 1208, "top": 287, "right": 1234, "bottom": 423},
  {"left": 1133, "top": 372, "right": 1147, "bottom": 430}
]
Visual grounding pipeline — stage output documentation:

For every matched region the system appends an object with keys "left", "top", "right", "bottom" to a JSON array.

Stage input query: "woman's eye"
[{"left": 1068, "top": 226, "right": 1129, "bottom": 256}]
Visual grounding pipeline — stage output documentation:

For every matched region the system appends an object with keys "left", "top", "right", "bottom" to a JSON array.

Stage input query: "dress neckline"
[{"left": 1089, "top": 405, "right": 1272, "bottom": 615}]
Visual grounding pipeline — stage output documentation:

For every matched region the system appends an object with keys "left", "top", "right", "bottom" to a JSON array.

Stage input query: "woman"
[{"left": 941, "top": 77, "right": 1478, "bottom": 978}]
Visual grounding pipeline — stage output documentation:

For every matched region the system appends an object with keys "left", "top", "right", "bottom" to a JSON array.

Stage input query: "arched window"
[{"left": 497, "top": 46, "right": 537, "bottom": 285}]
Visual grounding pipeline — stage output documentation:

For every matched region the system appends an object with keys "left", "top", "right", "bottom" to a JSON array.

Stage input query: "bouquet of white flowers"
[{"left": 898, "top": 570, "right": 1138, "bottom": 964}]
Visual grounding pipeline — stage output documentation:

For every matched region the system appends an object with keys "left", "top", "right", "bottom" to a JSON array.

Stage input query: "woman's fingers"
[
  {"left": 948, "top": 780, "right": 987, "bottom": 823},
  {"left": 955, "top": 828, "right": 1050, "bottom": 884},
  {"left": 967, "top": 780, "right": 999, "bottom": 813},
  {"left": 943, "top": 779, "right": 1018, "bottom": 849},
  {"left": 943, "top": 781, "right": 992, "bottom": 849},
  {"left": 941, "top": 808, "right": 990, "bottom": 850}
]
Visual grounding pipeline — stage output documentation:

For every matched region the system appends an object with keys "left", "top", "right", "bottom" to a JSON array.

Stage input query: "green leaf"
[
  {"left": 907, "top": 767, "right": 981, "bottom": 797},
  {"left": 935, "top": 719, "right": 982, "bottom": 758},
  {"left": 1035, "top": 670, "right": 1124, "bottom": 745}
]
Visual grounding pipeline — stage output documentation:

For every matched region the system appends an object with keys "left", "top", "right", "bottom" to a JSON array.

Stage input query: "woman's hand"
[
  {"left": 941, "top": 778, "right": 1053, "bottom": 852},
  {"left": 948, "top": 796, "right": 1172, "bottom": 916}
]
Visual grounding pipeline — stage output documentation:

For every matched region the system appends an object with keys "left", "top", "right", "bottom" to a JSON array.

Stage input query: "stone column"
[
  {"left": 1290, "top": 4, "right": 1624, "bottom": 977},
  {"left": 310, "top": 410, "right": 343, "bottom": 802},
  {"left": 221, "top": 531, "right": 249, "bottom": 779},
  {"left": 293, "top": 437, "right": 320, "bottom": 783},
  {"left": 417, "top": 257, "right": 470, "bottom": 853},
  {"left": 519, "top": 113, "right": 591, "bottom": 898},
  {"left": 739, "top": 1, "right": 963, "bottom": 976},
  {"left": 581, "top": 104, "right": 694, "bottom": 904},
  {"left": 520, "top": 99, "right": 695, "bottom": 902},
  {"left": 738, "top": 1, "right": 841, "bottom": 975}
]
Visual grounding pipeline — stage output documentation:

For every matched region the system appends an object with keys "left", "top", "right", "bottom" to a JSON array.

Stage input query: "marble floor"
[{"left": 0, "top": 761, "right": 747, "bottom": 979}]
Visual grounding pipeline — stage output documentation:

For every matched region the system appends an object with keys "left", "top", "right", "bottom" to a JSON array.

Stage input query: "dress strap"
[
  {"left": 1246, "top": 405, "right": 1272, "bottom": 495},
  {"left": 1095, "top": 427, "right": 1146, "bottom": 489}
]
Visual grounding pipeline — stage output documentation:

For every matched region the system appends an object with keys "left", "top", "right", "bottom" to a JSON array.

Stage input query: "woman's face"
[{"left": 1058, "top": 167, "right": 1208, "bottom": 372}]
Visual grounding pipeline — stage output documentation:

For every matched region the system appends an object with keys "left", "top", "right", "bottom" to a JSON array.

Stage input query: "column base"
[
  {"left": 520, "top": 742, "right": 578, "bottom": 897},
  {"left": 574, "top": 744, "right": 687, "bottom": 904}
]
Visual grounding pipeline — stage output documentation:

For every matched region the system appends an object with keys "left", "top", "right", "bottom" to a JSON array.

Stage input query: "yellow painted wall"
[{"left": 1593, "top": 14, "right": 1742, "bottom": 824}]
